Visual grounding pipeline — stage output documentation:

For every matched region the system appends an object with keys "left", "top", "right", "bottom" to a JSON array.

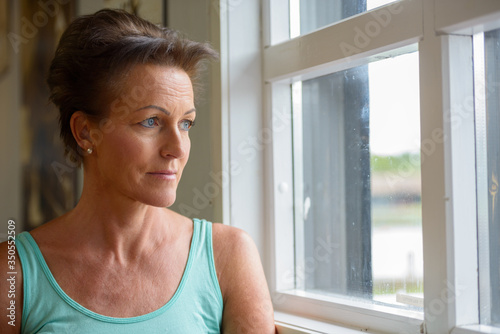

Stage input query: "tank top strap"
[
  {"left": 16, "top": 231, "right": 57, "bottom": 332},
  {"left": 189, "top": 219, "right": 223, "bottom": 307}
]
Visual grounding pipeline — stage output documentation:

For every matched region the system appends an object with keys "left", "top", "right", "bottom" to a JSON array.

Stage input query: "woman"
[{"left": 0, "top": 9, "right": 276, "bottom": 333}]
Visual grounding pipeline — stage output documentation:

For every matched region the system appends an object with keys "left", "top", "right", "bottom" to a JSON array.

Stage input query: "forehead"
[{"left": 122, "top": 64, "right": 194, "bottom": 101}]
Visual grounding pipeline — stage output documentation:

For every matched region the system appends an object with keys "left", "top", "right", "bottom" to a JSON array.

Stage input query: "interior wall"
[
  {"left": 77, "top": 0, "right": 163, "bottom": 24},
  {"left": 0, "top": 1, "right": 21, "bottom": 241}
]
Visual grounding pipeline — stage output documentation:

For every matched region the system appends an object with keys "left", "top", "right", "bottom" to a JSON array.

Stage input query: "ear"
[{"left": 70, "top": 111, "right": 94, "bottom": 152}]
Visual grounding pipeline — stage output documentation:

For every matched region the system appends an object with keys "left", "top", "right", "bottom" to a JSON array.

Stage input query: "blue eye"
[
  {"left": 180, "top": 120, "right": 195, "bottom": 131},
  {"left": 139, "top": 117, "right": 159, "bottom": 128}
]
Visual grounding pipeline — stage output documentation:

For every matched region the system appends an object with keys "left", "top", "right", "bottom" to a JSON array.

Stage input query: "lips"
[{"left": 147, "top": 170, "right": 177, "bottom": 180}]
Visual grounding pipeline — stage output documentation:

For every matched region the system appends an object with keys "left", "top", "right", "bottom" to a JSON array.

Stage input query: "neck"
[{"left": 63, "top": 173, "right": 173, "bottom": 263}]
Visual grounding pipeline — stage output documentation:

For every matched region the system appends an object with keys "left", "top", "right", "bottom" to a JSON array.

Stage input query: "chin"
[{"left": 140, "top": 193, "right": 177, "bottom": 208}]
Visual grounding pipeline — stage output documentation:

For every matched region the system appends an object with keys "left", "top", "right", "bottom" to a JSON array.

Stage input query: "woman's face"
[{"left": 89, "top": 64, "right": 195, "bottom": 208}]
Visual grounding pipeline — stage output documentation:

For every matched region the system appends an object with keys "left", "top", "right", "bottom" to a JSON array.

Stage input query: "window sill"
[
  {"left": 452, "top": 325, "right": 500, "bottom": 334},
  {"left": 273, "top": 290, "right": 423, "bottom": 333},
  {"left": 275, "top": 311, "right": 372, "bottom": 334}
]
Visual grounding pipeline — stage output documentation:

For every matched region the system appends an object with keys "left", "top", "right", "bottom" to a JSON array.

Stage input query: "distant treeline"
[{"left": 371, "top": 153, "right": 421, "bottom": 174}]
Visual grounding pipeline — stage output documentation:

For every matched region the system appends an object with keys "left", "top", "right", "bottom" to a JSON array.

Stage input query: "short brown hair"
[{"left": 47, "top": 9, "right": 217, "bottom": 163}]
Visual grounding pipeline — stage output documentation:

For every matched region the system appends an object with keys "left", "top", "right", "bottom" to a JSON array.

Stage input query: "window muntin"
[
  {"left": 291, "top": 51, "right": 422, "bottom": 310},
  {"left": 289, "top": 0, "right": 399, "bottom": 38},
  {"left": 476, "top": 27, "right": 500, "bottom": 326}
]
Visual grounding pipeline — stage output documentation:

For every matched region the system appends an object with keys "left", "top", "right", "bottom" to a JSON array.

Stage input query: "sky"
[
  {"left": 369, "top": 52, "right": 421, "bottom": 156},
  {"left": 290, "top": 0, "right": 421, "bottom": 157}
]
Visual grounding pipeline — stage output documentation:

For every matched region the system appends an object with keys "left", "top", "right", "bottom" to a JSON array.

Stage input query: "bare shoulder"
[
  {"left": 210, "top": 223, "right": 262, "bottom": 276},
  {"left": 211, "top": 223, "right": 255, "bottom": 253},
  {"left": 211, "top": 224, "right": 259, "bottom": 281},
  {"left": 0, "top": 241, "right": 23, "bottom": 333},
  {"left": 210, "top": 224, "right": 276, "bottom": 333}
]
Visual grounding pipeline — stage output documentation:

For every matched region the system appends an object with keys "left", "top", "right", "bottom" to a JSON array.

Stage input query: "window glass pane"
[
  {"left": 292, "top": 51, "right": 423, "bottom": 310},
  {"left": 476, "top": 28, "right": 500, "bottom": 326},
  {"left": 290, "top": 0, "right": 399, "bottom": 38}
]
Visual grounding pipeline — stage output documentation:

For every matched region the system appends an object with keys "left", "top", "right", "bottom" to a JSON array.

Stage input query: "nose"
[{"left": 160, "top": 127, "right": 189, "bottom": 159}]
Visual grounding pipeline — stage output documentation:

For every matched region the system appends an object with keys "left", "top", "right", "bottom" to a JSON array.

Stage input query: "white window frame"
[{"left": 259, "top": 0, "right": 500, "bottom": 333}]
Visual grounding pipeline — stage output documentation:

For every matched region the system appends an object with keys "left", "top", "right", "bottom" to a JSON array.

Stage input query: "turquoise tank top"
[{"left": 15, "top": 218, "right": 223, "bottom": 333}]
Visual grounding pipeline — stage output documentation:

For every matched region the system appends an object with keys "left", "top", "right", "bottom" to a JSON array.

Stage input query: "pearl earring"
[{"left": 87, "top": 148, "right": 93, "bottom": 154}]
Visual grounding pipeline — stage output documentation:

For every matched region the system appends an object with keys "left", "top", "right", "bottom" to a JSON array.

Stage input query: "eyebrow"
[{"left": 136, "top": 105, "right": 196, "bottom": 115}]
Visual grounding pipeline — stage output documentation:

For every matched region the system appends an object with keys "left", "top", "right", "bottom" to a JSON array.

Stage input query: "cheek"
[
  {"left": 101, "top": 131, "right": 147, "bottom": 165},
  {"left": 186, "top": 138, "right": 191, "bottom": 156},
  {"left": 183, "top": 138, "right": 191, "bottom": 163}
]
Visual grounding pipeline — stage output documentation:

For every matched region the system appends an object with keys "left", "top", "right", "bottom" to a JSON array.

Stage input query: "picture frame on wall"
[{"left": 0, "top": 0, "right": 9, "bottom": 77}]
